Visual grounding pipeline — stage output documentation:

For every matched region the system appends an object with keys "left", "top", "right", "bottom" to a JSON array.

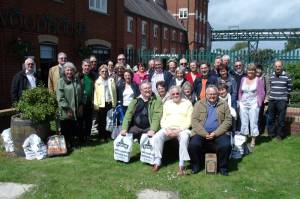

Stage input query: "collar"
[
  {"left": 207, "top": 99, "right": 218, "bottom": 107},
  {"left": 138, "top": 94, "right": 149, "bottom": 102}
]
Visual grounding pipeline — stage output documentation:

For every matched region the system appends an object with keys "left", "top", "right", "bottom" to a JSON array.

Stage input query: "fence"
[{"left": 125, "top": 49, "right": 300, "bottom": 72}]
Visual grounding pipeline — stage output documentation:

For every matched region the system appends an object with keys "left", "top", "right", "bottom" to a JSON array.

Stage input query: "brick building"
[
  {"left": 0, "top": 0, "right": 125, "bottom": 108},
  {"left": 165, "top": 0, "right": 210, "bottom": 50},
  {"left": 124, "top": 0, "right": 187, "bottom": 55}
]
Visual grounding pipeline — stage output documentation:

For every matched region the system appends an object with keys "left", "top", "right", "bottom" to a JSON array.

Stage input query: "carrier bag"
[
  {"left": 113, "top": 133, "right": 133, "bottom": 163},
  {"left": 47, "top": 135, "right": 67, "bottom": 156},
  {"left": 139, "top": 134, "right": 155, "bottom": 165}
]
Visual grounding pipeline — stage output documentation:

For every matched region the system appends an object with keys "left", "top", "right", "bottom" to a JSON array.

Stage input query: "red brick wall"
[{"left": 0, "top": 0, "right": 123, "bottom": 108}]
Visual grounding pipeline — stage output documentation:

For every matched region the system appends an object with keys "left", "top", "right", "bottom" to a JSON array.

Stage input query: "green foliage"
[
  {"left": 15, "top": 87, "right": 58, "bottom": 123},
  {"left": 230, "top": 42, "right": 248, "bottom": 51},
  {"left": 285, "top": 62, "right": 300, "bottom": 90},
  {"left": 284, "top": 38, "right": 300, "bottom": 51},
  {"left": 1, "top": 136, "right": 300, "bottom": 198},
  {"left": 250, "top": 49, "right": 275, "bottom": 65}
]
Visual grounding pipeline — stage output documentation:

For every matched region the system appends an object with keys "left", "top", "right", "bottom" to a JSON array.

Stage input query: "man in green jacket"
[
  {"left": 120, "top": 81, "right": 162, "bottom": 138},
  {"left": 189, "top": 85, "right": 232, "bottom": 176}
]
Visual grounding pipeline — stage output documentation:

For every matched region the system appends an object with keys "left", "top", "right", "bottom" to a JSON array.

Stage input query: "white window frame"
[
  {"left": 141, "top": 21, "right": 147, "bottom": 35},
  {"left": 127, "top": 16, "right": 133, "bottom": 33},
  {"left": 153, "top": 24, "right": 158, "bottom": 38},
  {"left": 179, "top": 8, "right": 188, "bottom": 19},
  {"left": 164, "top": 27, "right": 168, "bottom": 40},
  {"left": 89, "top": 0, "right": 107, "bottom": 14}
]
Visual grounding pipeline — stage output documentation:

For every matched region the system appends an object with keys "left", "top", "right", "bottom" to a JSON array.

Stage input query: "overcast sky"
[{"left": 208, "top": 0, "right": 300, "bottom": 50}]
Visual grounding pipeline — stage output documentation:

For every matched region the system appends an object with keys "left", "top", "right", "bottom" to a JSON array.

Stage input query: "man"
[
  {"left": 147, "top": 59, "right": 155, "bottom": 74},
  {"left": 11, "top": 58, "right": 37, "bottom": 103},
  {"left": 77, "top": 59, "right": 97, "bottom": 141},
  {"left": 90, "top": 55, "right": 99, "bottom": 79},
  {"left": 229, "top": 60, "right": 245, "bottom": 91},
  {"left": 268, "top": 60, "right": 292, "bottom": 140},
  {"left": 120, "top": 81, "right": 163, "bottom": 139},
  {"left": 148, "top": 59, "right": 172, "bottom": 94},
  {"left": 152, "top": 86, "right": 193, "bottom": 175},
  {"left": 189, "top": 85, "right": 232, "bottom": 176},
  {"left": 167, "top": 59, "right": 177, "bottom": 77},
  {"left": 179, "top": 57, "right": 188, "bottom": 73},
  {"left": 209, "top": 56, "right": 222, "bottom": 76},
  {"left": 48, "top": 52, "right": 67, "bottom": 92},
  {"left": 117, "top": 54, "right": 131, "bottom": 70},
  {"left": 193, "top": 63, "right": 218, "bottom": 101},
  {"left": 222, "top": 54, "right": 231, "bottom": 68}
]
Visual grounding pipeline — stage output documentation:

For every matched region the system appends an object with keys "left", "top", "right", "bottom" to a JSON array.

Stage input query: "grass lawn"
[{"left": 1, "top": 135, "right": 300, "bottom": 199}]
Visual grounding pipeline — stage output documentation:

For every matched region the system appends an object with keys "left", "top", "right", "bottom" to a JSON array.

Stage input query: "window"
[
  {"left": 194, "top": 32, "right": 198, "bottom": 42},
  {"left": 89, "top": 0, "right": 107, "bottom": 14},
  {"left": 40, "top": 44, "right": 56, "bottom": 59},
  {"left": 127, "top": 16, "right": 133, "bottom": 32},
  {"left": 142, "top": 21, "right": 147, "bottom": 35},
  {"left": 153, "top": 24, "right": 158, "bottom": 38},
  {"left": 199, "top": 11, "right": 202, "bottom": 21},
  {"left": 179, "top": 8, "right": 188, "bottom": 19},
  {"left": 195, "top": 10, "right": 198, "bottom": 20},
  {"left": 164, "top": 27, "right": 168, "bottom": 40},
  {"left": 172, "top": 30, "right": 176, "bottom": 41}
]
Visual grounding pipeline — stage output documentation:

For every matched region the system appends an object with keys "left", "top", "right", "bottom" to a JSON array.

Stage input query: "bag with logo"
[
  {"left": 231, "top": 134, "right": 248, "bottom": 159},
  {"left": 139, "top": 134, "right": 155, "bottom": 165},
  {"left": 22, "top": 134, "right": 47, "bottom": 160},
  {"left": 113, "top": 133, "right": 133, "bottom": 162},
  {"left": 47, "top": 135, "right": 67, "bottom": 156}
]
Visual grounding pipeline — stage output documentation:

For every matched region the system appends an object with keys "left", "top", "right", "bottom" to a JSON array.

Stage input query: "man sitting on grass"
[{"left": 189, "top": 85, "right": 232, "bottom": 176}]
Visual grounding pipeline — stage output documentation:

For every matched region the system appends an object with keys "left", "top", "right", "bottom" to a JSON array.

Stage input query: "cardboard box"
[{"left": 205, "top": 153, "right": 217, "bottom": 174}]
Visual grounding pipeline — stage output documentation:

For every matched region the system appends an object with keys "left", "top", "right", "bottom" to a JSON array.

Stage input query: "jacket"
[
  {"left": 238, "top": 77, "right": 266, "bottom": 107},
  {"left": 148, "top": 70, "right": 173, "bottom": 90},
  {"left": 191, "top": 100, "right": 232, "bottom": 137},
  {"left": 116, "top": 79, "right": 140, "bottom": 105},
  {"left": 93, "top": 77, "right": 117, "bottom": 108},
  {"left": 122, "top": 95, "right": 163, "bottom": 132},
  {"left": 169, "top": 78, "right": 186, "bottom": 87},
  {"left": 56, "top": 77, "right": 83, "bottom": 120},
  {"left": 185, "top": 72, "right": 202, "bottom": 86},
  {"left": 48, "top": 65, "right": 62, "bottom": 92},
  {"left": 217, "top": 75, "right": 238, "bottom": 109},
  {"left": 193, "top": 75, "right": 218, "bottom": 98},
  {"left": 11, "top": 70, "right": 37, "bottom": 103}
]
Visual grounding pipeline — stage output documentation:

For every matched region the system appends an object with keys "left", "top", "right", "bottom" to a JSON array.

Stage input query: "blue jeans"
[{"left": 267, "top": 100, "right": 287, "bottom": 138}]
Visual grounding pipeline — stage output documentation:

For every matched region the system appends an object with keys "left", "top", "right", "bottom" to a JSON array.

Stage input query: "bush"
[
  {"left": 15, "top": 87, "right": 58, "bottom": 123},
  {"left": 285, "top": 62, "right": 300, "bottom": 90}
]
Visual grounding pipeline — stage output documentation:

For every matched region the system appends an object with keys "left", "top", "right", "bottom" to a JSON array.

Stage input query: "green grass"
[{"left": 1, "top": 136, "right": 300, "bottom": 199}]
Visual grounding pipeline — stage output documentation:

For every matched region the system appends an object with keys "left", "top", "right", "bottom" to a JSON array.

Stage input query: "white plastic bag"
[
  {"left": 113, "top": 133, "right": 133, "bottom": 163},
  {"left": 140, "top": 134, "right": 155, "bottom": 165},
  {"left": 106, "top": 109, "right": 114, "bottom": 132},
  {"left": 231, "top": 134, "right": 249, "bottom": 159},
  {"left": 111, "top": 125, "right": 122, "bottom": 140},
  {"left": 22, "top": 134, "right": 47, "bottom": 160},
  {"left": 1, "top": 128, "right": 14, "bottom": 152}
]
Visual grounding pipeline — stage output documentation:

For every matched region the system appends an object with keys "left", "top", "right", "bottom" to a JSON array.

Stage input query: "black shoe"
[{"left": 219, "top": 170, "right": 229, "bottom": 176}]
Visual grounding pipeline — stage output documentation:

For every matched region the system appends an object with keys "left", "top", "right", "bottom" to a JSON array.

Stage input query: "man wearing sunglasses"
[
  {"left": 11, "top": 57, "right": 37, "bottom": 103},
  {"left": 152, "top": 86, "right": 193, "bottom": 175},
  {"left": 48, "top": 52, "right": 67, "bottom": 92},
  {"left": 117, "top": 54, "right": 132, "bottom": 71}
]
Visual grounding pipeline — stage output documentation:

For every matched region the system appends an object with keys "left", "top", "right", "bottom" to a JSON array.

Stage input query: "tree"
[
  {"left": 250, "top": 49, "right": 275, "bottom": 65},
  {"left": 284, "top": 38, "right": 300, "bottom": 51},
  {"left": 230, "top": 42, "right": 248, "bottom": 51}
]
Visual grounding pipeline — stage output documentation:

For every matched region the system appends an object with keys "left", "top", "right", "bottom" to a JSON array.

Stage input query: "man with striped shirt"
[{"left": 267, "top": 60, "right": 292, "bottom": 140}]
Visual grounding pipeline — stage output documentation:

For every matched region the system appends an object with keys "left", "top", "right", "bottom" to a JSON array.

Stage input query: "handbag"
[{"left": 47, "top": 135, "right": 67, "bottom": 156}]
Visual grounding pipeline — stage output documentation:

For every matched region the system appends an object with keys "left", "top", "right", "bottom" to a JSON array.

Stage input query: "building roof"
[{"left": 124, "top": 0, "right": 186, "bottom": 31}]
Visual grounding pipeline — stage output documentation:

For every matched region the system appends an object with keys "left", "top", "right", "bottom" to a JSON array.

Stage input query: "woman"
[
  {"left": 218, "top": 64, "right": 238, "bottom": 110},
  {"left": 238, "top": 64, "right": 265, "bottom": 147},
  {"left": 94, "top": 65, "right": 117, "bottom": 141},
  {"left": 185, "top": 60, "right": 202, "bottom": 86},
  {"left": 167, "top": 59, "right": 177, "bottom": 77},
  {"left": 169, "top": 67, "right": 186, "bottom": 87},
  {"left": 155, "top": 81, "right": 170, "bottom": 104},
  {"left": 182, "top": 81, "right": 196, "bottom": 104},
  {"left": 133, "top": 63, "right": 149, "bottom": 86},
  {"left": 117, "top": 69, "right": 140, "bottom": 111},
  {"left": 56, "top": 62, "right": 83, "bottom": 150}
]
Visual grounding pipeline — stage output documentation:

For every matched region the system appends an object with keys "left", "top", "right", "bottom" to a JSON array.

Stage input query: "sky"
[{"left": 208, "top": 0, "right": 300, "bottom": 50}]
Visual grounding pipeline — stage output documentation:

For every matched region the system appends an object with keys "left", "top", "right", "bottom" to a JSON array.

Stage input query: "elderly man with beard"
[
  {"left": 193, "top": 63, "right": 218, "bottom": 101},
  {"left": 189, "top": 85, "right": 232, "bottom": 176},
  {"left": 120, "top": 81, "right": 162, "bottom": 139},
  {"left": 152, "top": 86, "right": 193, "bottom": 176}
]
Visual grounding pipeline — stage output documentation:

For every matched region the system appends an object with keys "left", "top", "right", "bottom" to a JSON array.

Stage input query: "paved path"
[
  {"left": 137, "top": 189, "right": 179, "bottom": 199},
  {"left": 0, "top": 182, "right": 34, "bottom": 199}
]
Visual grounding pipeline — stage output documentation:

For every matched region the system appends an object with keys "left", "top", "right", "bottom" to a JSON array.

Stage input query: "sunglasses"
[
  {"left": 59, "top": 57, "right": 67, "bottom": 60},
  {"left": 180, "top": 63, "right": 187, "bottom": 65}
]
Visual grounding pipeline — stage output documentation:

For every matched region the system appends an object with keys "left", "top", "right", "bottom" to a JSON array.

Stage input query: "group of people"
[{"left": 11, "top": 52, "right": 292, "bottom": 176}]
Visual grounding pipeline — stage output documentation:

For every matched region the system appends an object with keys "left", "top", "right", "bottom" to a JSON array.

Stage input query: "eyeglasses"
[
  {"left": 235, "top": 64, "right": 242, "bottom": 67},
  {"left": 59, "top": 57, "right": 67, "bottom": 60},
  {"left": 118, "top": 58, "right": 125, "bottom": 60},
  {"left": 27, "top": 63, "right": 34, "bottom": 66},
  {"left": 180, "top": 63, "right": 187, "bottom": 65},
  {"left": 91, "top": 61, "right": 97, "bottom": 63},
  {"left": 100, "top": 70, "right": 108, "bottom": 73},
  {"left": 207, "top": 93, "right": 217, "bottom": 96},
  {"left": 171, "top": 92, "right": 180, "bottom": 96}
]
